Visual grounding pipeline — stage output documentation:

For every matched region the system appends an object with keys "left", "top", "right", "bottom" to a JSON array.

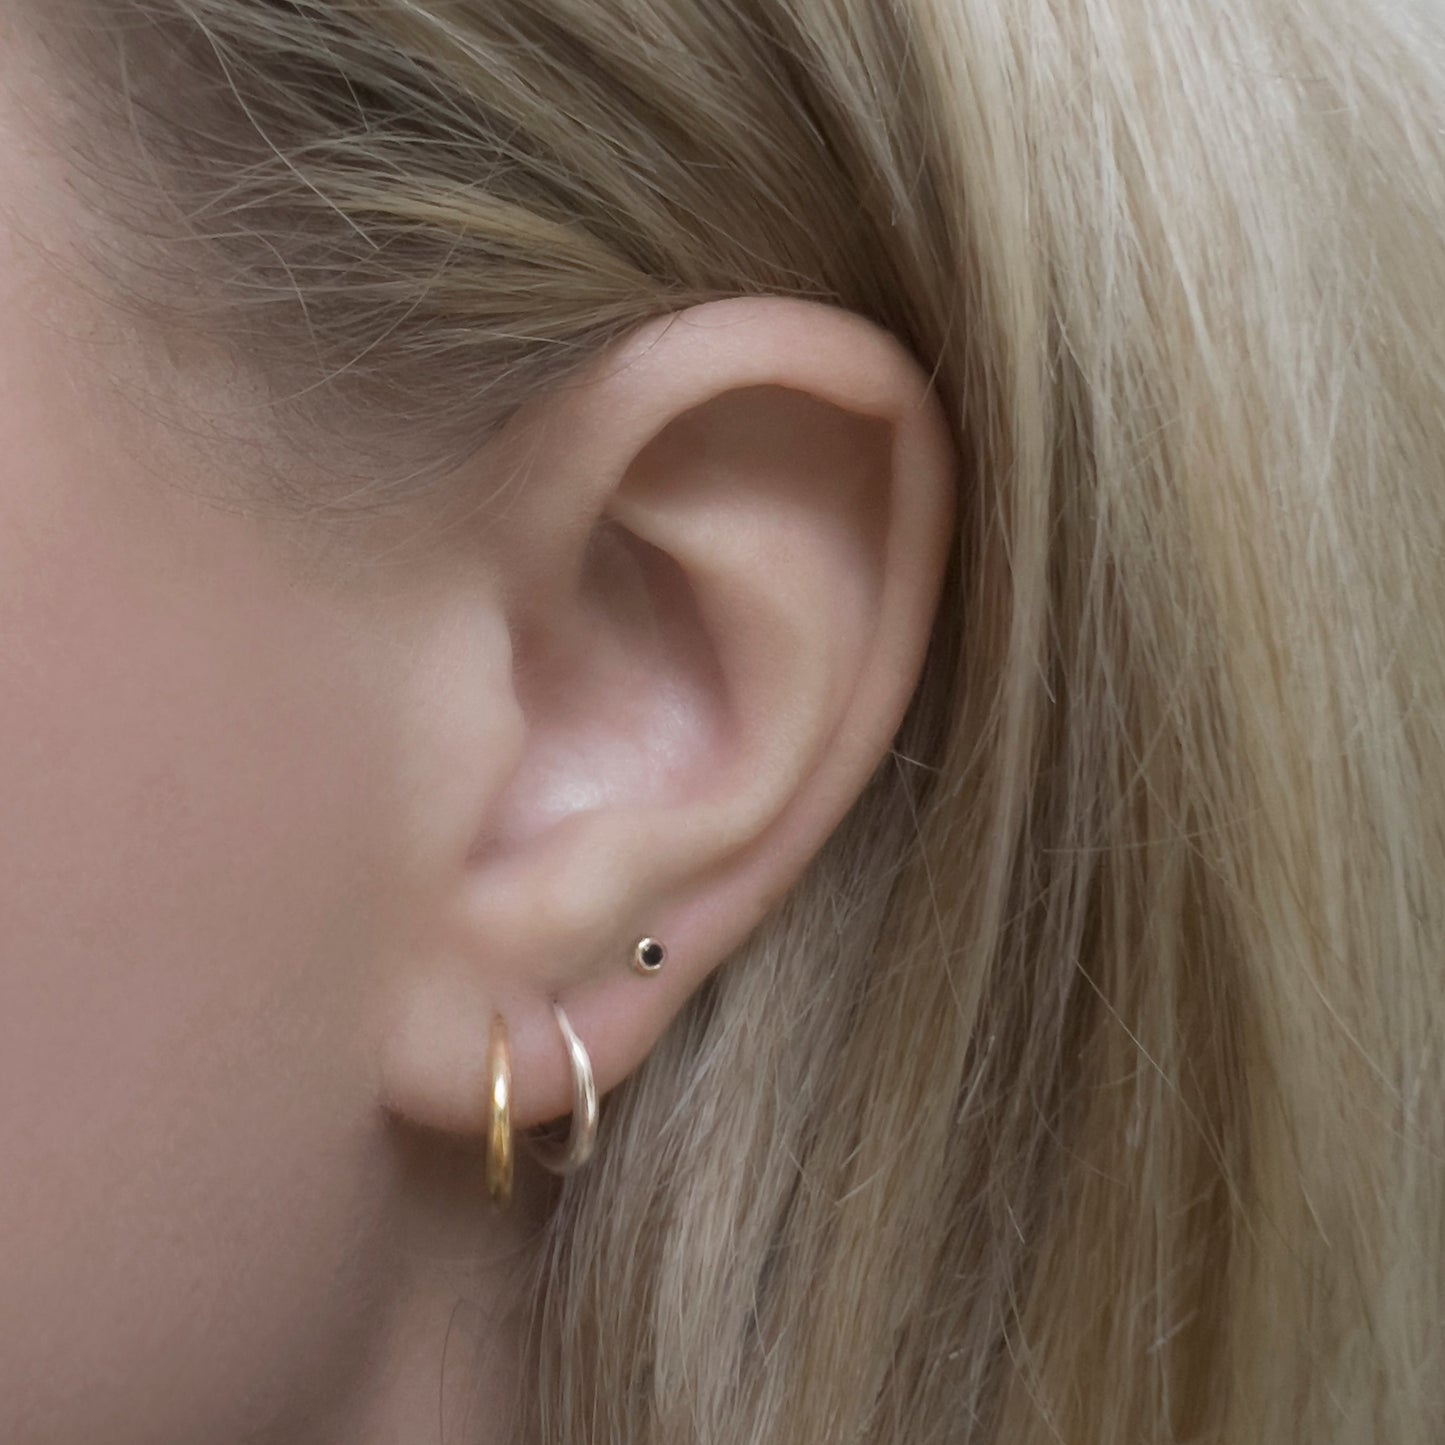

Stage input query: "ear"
[{"left": 377, "top": 297, "right": 956, "bottom": 1136}]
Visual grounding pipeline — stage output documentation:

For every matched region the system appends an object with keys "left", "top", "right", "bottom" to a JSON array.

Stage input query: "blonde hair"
[{"left": 30, "top": 0, "right": 1445, "bottom": 1439}]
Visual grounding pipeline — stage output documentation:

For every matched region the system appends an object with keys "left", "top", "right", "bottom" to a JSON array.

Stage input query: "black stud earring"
[{"left": 632, "top": 937, "right": 667, "bottom": 976}]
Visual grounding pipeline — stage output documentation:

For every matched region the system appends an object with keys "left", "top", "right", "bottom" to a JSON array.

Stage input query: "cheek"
[{"left": 0, "top": 470, "right": 407, "bottom": 1439}]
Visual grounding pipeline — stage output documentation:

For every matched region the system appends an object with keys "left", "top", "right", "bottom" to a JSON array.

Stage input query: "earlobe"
[{"left": 376, "top": 297, "right": 956, "bottom": 1142}]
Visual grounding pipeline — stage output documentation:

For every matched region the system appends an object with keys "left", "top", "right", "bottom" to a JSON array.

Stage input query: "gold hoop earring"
[
  {"left": 524, "top": 1002, "right": 599, "bottom": 1175},
  {"left": 485, "top": 1013, "right": 513, "bottom": 1209}
]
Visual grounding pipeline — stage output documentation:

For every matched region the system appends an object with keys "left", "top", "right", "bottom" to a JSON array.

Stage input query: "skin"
[{"left": 0, "top": 26, "right": 955, "bottom": 1445}]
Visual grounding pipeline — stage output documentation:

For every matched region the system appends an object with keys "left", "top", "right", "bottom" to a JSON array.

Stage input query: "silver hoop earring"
[{"left": 524, "top": 1002, "right": 598, "bottom": 1175}]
